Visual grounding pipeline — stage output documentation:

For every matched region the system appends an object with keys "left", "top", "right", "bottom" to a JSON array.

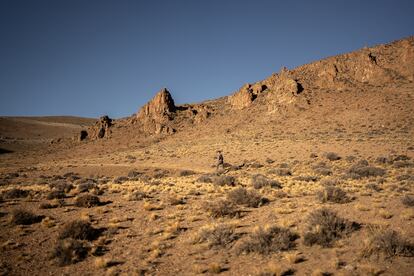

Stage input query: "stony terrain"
[{"left": 0, "top": 36, "right": 413, "bottom": 276}]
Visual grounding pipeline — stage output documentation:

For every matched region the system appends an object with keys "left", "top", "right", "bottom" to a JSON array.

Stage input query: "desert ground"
[{"left": 0, "top": 37, "right": 413, "bottom": 276}]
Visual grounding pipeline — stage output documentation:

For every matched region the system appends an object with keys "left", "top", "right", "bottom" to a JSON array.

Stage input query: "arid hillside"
[{"left": 0, "top": 36, "right": 413, "bottom": 276}]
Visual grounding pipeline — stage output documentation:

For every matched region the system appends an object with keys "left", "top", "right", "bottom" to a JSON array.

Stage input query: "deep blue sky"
[{"left": 0, "top": 0, "right": 413, "bottom": 118}]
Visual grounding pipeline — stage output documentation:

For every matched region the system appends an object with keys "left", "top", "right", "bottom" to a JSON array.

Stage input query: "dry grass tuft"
[
  {"left": 361, "top": 226, "right": 414, "bottom": 259},
  {"left": 10, "top": 209, "right": 44, "bottom": 225},
  {"left": 53, "top": 238, "right": 89, "bottom": 266},
  {"left": 303, "top": 208, "right": 359, "bottom": 247},
  {"left": 346, "top": 164, "right": 386, "bottom": 179},
  {"left": 316, "top": 186, "right": 350, "bottom": 203},
  {"left": 325, "top": 152, "right": 341, "bottom": 161},
  {"left": 194, "top": 223, "right": 238, "bottom": 248},
  {"left": 236, "top": 225, "right": 298, "bottom": 255},
  {"left": 227, "top": 187, "right": 268, "bottom": 208},
  {"left": 75, "top": 194, "right": 101, "bottom": 208},
  {"left": 47, "top": 190, "right": 66, "bottom": 200},
  {"left": 2, "top": 188, "right": 29, "bottom": 199},
  {"left": 213, "top": 175, "right": 236, "bottom": 186},
  {"left": 126, "top": 190, "right": 148, "bottom": 201},
  {"left": 58, "top": 220, "right": 102, "bottom": 241},
  {"left": 401, "top": 195, "right": 414, "bottom": 207},
  {"left": 204, "top": 199, "right": 240, "bottom": 218},
  {"left": 251, "top": 174, "right": 282, "bottom": 189}
]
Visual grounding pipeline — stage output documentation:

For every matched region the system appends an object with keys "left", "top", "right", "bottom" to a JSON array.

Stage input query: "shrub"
[
  {"left": 77, "top": 182, "right": 97, "bottom": 193},
  {"left": 213, "top": 175, "right": 236, "bottom": 186},
  {"left": 396, "top": 174, "right": 414, "bottom": 181},
  {"left": 303, "top": 208, "right": 359, "bottom": 247},
  {"left": 313, "top": 168, "right": 332, "bottom": 176},
  {"left": 75, "top": 194, "right": 101, "bottom": 208},
  {"left": 49, "top": 181, "right": 74, "bottom": 193},
  {"left": 58, "top": 220, "right": 102, "bottom": 241},
  {"left": 196, "top": 174, "right": 214, "bottom": 183},
  {"left": 236, "top": 226, "right": 298, "bottom": 254},
  {"left": 375, "top": 156, "right": 389, "bottom": 164},
  {"left": 319, "top": 177, "right": 341, "bottom": 187},
  {"left": 127, "top": 190, "right": 148, "bottom": 201},
  {"left": 361, "top": 227, "right": 414, "bottom": 258},
  {"left": 269, "top": 168, "right": 292, "bottom": 176},
  {"left": 10, "top": 209, "right": 43, "bottom": 225},
  {"left": 178, "top": 170, "right": 195, "bottom": 177},
  {"left": 205, "top": 199, "right": 240, "bottom": 218},
  {"left": 39, "top": 202, "right": 58, "bottom": 209},
  {"left": 127, "top": 170, "right": 142, "bottom": 179},
  {"left": 316, "top": 186, "right": 350, "bottom": 203},
  {"left": 366, "top": 182, "right": 382, "bottom": 192},
  {"left": 401, "top": 195, "right": 414, "bottom": 207},
  {"left": 346, "top": 164, "right": 386, "bottom": 179},
  {"left": 3, "top": 188, "right": 29, "bottom": 199},
  {"left": 194, "top": 223, "right": 238, "bottom": 248},
  {"left": 251, "top": 174, "right": 282, "bottom": 189},
  {"left": 47, "top": 190, "right": 66, "bottom": 200},
  {"left": 393, "top": 161, "right": 413, "bottom": 168},
  {"left": 325, "top": 152, "right": 341, "bottom": 161},
  {"left": 293, "top": 175, "right": 318, "bottom": 182},
  {"left": 392, "top": 154, "right": 411, "bottom": 162},
  {"left": 113, "top": 176, "right": 129, "bottom": 184},
  {"left": 53, "top": 238, "right": 89, "bottom": 266},
  {"left": 227, "top": 187, "right": 268, "bottom": 208}
]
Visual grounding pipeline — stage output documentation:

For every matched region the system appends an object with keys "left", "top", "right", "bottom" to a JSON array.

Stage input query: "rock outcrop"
[
  {"left": 228, "top": 84, "right": 256, "bottom": 109},
  {"left": 89, "top": 115, "right": 113, "bottom": 139},
  {"left": 137, "top": 88, "right": 176, "bottom": 121},
  {"left": 136, "top": 88, "right": 176, "bottom": 134},
  {"left": 77, "top": 115, "right": 113, "bottom": 141}
]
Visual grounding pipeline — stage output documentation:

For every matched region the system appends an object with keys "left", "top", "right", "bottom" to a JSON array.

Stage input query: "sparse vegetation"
[
  {"left": 58, "top": 220, "right": 102, "bottom": 241},
  {"left": 53, "top": 238, "right": 89, "bottom": 266},
  {"left": 362, "top": 226, "right": 414, "bottom": 258},
  {"left": 3, "top": 188, "right": 29, "bottom": 199},
  {"left": 319, "top": 177, "right": 341, "bottom": 187},
  {"left": 325, "top": 152, "right": 341, "bottom": 161},
  {"left": 196, "top": 174, "right": 214, "bottom": 183},
  {"left": 194, "top": 223, "right": 238, "bottom": 248},
  {"left": 303, "top": 208, "right": 359, "bottom": 247},
  {"left": 293, "top": 175, "right": 318, "bottom": 182},
  {"left": 49, "top": 181, "right": 74, "bottom": 193},
  {"left": 316, "top": 186, "right": 350, "bottom": 203},
  {"left": 205, "top": 199, "right": 240, "bottom": 218},
  {"left": 213, "top": 175, "right": 236, "bottom": 186},
  {"left": 10, "top": 209, "right": 44, "bottom": 225},
  {"left": 227, "top": 187, "right": 268, "bottom": 208},
  {"left": 236, "top": 226, "right": 298, "bottom": 254},
  {"left": 127, "top": 190, "right": 148, "bottom": 201},
  {"left": 178, "top": 170, "right": 195, "bottom": 177},
  {"left": 366, "top": 182, "right": 382, "bottom": 192},
  {"left": 47, "top": 190, "right": 66, "bottom": 200},
  {"left": 401, "top": 195, "right": 414, "bottom": 207},
  {"left": 77, "top": 181, "right": 97, "bottom": 193},
  {"left": 75, "top": 194, "right": 101, "bottom": 207},
  {"left": 346, "top": 164, "right": 386, "bottom": 179},
  {"left": 269, "top": 168, "right": 292, "bottom": 176},
  {"left": 39, "top": 202, "right": 58, "bottom": 209},
  {"left": 251, "top": 174, "right": 282, "bottom": 189}
]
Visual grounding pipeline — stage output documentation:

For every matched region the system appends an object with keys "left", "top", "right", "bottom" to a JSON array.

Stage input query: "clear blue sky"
[{"left": 0, "top": 0, "right": 413, "bottom": 118}]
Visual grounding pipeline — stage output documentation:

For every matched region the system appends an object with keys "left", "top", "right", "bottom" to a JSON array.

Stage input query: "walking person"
[{"left": 216, "top": 150, "right": 224, "bottom": 171}]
